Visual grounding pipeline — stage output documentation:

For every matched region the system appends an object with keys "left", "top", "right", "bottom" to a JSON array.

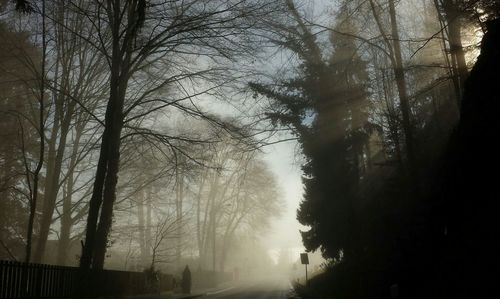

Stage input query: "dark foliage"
[
  {"left": 295, "top": 18, "right": 500, "bottom": 299},
  {"left": 430, "top": 18, "right": 500, "bottom": 298},
  {"left": 250, "top": 9, "right": 372, "bottom": 262},
  {"left": 12, "top": 0, "right": 32, "bottom": 13}
]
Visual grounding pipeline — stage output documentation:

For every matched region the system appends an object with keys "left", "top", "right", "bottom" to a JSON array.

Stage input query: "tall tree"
[
  {"left": 434, "top": 0, "right": 469, "bottom": 103},
  {"left": 34, "top": 0, "right": 108, "bottom": 263},
  {"left": 368, "top": 0, "right": 416, "bottom": 172},
  {"left": 0, "top": 21, "right": 40, "bottom": 261},
  {"left": 22, "top": 0, "right": 47, "bottom": 263},
  {"left": 250, "top": 0, "right": 371, "bottom": 260}
]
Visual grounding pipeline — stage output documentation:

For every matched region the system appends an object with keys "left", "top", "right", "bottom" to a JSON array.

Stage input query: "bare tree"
[
  {"left": 75, "top": 0, "right": 277, "bottom": 269},
  {"left": 33, "top": 0, "right": 109, "bottom": 263},
  {"left": 19, "top": 0, "right": 47, "bottom": 263},
  {"left": 367, "top": 0, "right": 416, "bottom": 172}
]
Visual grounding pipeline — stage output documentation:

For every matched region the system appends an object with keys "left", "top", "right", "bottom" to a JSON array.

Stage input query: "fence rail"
[{"left": 0, "top": 260, "right": 173, "bottom": 298}]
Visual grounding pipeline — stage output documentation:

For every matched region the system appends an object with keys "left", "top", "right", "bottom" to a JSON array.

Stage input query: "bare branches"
[{"left": 0, "top": 240, "right": 18, "bottom": 261}]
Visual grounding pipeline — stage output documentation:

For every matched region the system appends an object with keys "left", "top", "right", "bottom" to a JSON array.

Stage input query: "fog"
[{"left": 0, "top": 0, "right": 497, "bottom": 298}]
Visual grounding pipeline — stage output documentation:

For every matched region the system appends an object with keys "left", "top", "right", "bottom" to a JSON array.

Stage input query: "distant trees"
[
  {"left": 0, "top": 1, "right": 47, "bottom": 263},
  {"left": 192, "top": 140, "right": 281, "bottom": 272},
  {"left": 0, "top": 21, "right": 40, "bottom": 261},
  {"left": 104, "top": 127, "right": 281, "bottom": 272}
]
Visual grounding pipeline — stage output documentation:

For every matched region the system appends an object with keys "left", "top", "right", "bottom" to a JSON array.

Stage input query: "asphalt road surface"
[{"left": 205, "top": 277, "right": 293, "bottom": 299}]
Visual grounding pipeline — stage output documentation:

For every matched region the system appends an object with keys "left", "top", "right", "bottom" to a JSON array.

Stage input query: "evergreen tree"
[{"left": 250, "top": 2, "right": 371, "bottom": 261}]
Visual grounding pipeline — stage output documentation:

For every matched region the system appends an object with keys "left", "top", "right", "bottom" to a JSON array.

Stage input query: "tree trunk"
[
  {"left": 90, "top": 56, "right": 128, "bottom": 268},
  {"left": 388, "top": 0, "right": 415, "bottom": 172},
  {"left": 80, "top": 0, "right": 141, "bottom": 270},
  {"left": 201, "top": 173, "right": 220, "bottom": 269},
  {"left": 79, "top": 94, "right": 116, "bottom": 269},
  {"left": 442, "top": 0, "right": 468, "bottom": 103},
  {"left": 381, "top": 68, "right": 403, "bottom": 165},
  {"left": 25, "top": 0, "right": 46, "bottom": 264},
  {"left": 38, "top": 107, "right": 58, "bottom": 232},
  {"left": 91, "top": 101, "right": 124, "bottom": 269},
  {"left": 57, "top": 121, "right": 84, "bottom": 265},
  {"left": 145, "top": 187, "right": 152, "bottom": 263},
  {"left": 57, "top": 194, "right": 72, "bottom": 265},
  {"left": 196, "top": 171, "right": 207, "bottom": 269},
  {"left": 175, "top": 169, "right": 184, "bottom": 267},
  {"left": 34, "top": 100, "right": 74, "bottom": 263},
  {"left": 25, "top": 183, "right": 38, "bottom": 263},
  {"left": 137, "top": 190, "right": 148, "bottom": 267},
  {"left": 79, "top": 136, "right": 108, "bottom": 268},
  {"left": 211, "top": 208, "right": 216, "bottom": 272}
]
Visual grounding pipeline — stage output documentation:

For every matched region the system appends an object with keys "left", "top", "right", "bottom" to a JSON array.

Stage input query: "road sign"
[{"left": 300, "top": 253, "right": 309, "bottom": 265}]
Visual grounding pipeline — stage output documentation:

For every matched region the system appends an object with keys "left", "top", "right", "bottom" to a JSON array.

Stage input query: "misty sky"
[{"left": 262, "top": 139, "right": 306, "bottom": 262}]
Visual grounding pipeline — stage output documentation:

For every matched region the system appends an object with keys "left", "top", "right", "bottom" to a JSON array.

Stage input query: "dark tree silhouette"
[
  {"left": 434, "top": 18, "right": 500, "bottom": 299},
  {"left": 8, "top": 0, "right": 32, "bottom": 12},
  {"left": 250, "top": 1, "right": 372, "bottom": 261}
]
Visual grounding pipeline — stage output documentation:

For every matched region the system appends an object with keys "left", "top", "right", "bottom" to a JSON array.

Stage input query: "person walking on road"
[{"left": 181, "top": 265, "right": 192, "bottom": 294}]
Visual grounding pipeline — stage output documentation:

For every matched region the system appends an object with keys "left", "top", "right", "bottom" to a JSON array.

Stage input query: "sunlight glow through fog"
[{"left": 262, "top": 139, "right": 307, "bottom": 259}]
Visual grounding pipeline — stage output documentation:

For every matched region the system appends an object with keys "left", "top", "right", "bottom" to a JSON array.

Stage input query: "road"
[{"left": 204, "top": 277, "right": 294, "bottom": 299}]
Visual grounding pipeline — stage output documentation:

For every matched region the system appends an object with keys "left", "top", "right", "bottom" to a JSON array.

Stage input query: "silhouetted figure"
[{"left": 181, "top": 265, "right": 192, "bottom": 294}]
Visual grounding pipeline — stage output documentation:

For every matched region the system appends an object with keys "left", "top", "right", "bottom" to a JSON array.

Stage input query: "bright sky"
[
  {"left": 261, "top": 138, "right": 307, "bottom": 263},
  {"left": 191, "top": 0, "right": 337, "bottom": 263}
]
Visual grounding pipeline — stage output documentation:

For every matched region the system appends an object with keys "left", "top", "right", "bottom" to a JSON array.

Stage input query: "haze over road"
[{"left": 205, "top": 276, "right": 293, "bottom": 299}]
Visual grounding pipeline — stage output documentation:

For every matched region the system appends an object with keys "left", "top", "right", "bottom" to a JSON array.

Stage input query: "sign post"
[{"left": 300, "top": 253, "right": 309, "bottom": 286}]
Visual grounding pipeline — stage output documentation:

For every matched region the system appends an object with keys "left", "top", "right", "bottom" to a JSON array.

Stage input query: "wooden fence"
[{"left": 0, "top": 260, "right": 173, "bottom": 298}]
